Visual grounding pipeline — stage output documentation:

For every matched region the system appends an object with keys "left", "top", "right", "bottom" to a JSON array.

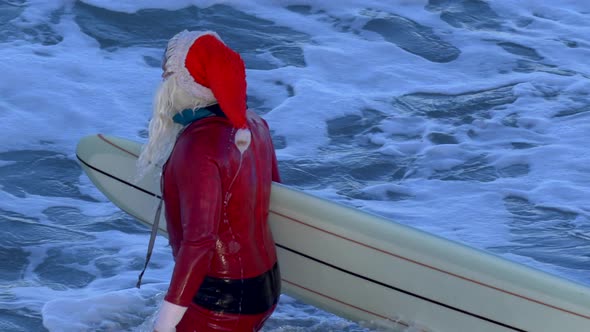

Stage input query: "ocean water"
[{"left": 1, "top": 0, "right": 589, "bottom": 331}]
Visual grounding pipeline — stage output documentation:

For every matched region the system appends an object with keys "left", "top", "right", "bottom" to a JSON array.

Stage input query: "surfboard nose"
[{"left": 76, "top": 134, "right": 100, "bottom": 161}]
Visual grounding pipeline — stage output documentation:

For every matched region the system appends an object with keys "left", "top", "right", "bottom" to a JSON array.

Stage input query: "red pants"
[{"left": 176, "top": 303, "right": 276, "bottom": 332}]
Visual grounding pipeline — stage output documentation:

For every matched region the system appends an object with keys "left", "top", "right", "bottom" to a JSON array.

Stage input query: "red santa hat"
[{"left": 164, "top": 30, "right": 251, "bottom": 151}]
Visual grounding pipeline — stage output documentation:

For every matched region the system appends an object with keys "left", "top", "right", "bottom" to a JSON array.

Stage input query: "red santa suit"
[
  {"left": 151, "top": 31, "right": 281, "bottom": 332},
  {"left": 163, "top": 108, "right": 281, "bottom": 331}
]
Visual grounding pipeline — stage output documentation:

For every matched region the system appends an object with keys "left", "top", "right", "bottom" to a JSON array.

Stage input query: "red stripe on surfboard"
[
  {"left": 97, "top": 134, "right": 590, "bottom": 321},
  {"left": 280, "top": 279, "right": 421, "bottom": 330},
  {"left": 271, "top": 210, "right": 590, "bottom": 321},
  {"left": 98, "top": 134, "right": 140, "bottom": 158}
]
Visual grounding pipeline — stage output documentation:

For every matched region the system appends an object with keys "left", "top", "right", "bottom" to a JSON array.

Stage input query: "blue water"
[{"left": 1, "top": 1, "right": 589, "bottom": 331}]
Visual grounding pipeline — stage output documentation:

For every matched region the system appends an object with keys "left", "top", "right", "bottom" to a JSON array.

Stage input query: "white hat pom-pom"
[{"left": 235, "top": 128, "right": 251, "bottom": 154}]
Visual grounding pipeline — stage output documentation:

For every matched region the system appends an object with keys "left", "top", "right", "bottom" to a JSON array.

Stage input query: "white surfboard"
[{"left": 76, "top": 134, "right": 590, "bottom": 332}]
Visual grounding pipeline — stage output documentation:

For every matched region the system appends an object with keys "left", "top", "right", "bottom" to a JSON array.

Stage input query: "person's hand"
[
  {"left": 154, "top": 300, "right": 185, "bottom": 332},
  {"left": 154, "top": 329, "right": 176, "bottom": 332}
]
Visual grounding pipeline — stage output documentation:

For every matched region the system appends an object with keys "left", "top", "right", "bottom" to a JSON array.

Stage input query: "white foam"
[
  {"left": 42, "top": 285, "right": 167, "bottom": 332},
  {"left": 0, "top": 16, "right": 159, "bottom": 156},
  {"left": 1, "top": 1, "right": 590, "bottom": 331}
]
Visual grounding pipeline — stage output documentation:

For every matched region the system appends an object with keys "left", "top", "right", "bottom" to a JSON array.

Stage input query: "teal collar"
[{"left": 173, "top": 108, "right": 214, "bottom": 126}]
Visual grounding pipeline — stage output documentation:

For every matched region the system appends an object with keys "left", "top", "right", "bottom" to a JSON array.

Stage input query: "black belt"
[{"left": 193, "top": 263, "right": 281, "bottom": 315}]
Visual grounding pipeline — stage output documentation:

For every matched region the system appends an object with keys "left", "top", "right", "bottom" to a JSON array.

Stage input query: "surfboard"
[{"left": 76, "top": 134, "right": 590, "bottom": 332}]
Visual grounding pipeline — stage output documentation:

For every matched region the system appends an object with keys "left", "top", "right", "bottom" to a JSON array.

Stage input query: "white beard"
[{"left": 136, "top": 77, "right": 213, "bottom": 180}]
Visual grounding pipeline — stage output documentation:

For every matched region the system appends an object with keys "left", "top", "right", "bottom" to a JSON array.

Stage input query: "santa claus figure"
[{"left": 137, "top": 30, "right": 281, "bottom": 332}]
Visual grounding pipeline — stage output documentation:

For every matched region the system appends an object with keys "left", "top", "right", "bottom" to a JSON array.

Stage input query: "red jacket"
[{"left": 162, "top": 110, "right": 281, "bottom": 312}]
